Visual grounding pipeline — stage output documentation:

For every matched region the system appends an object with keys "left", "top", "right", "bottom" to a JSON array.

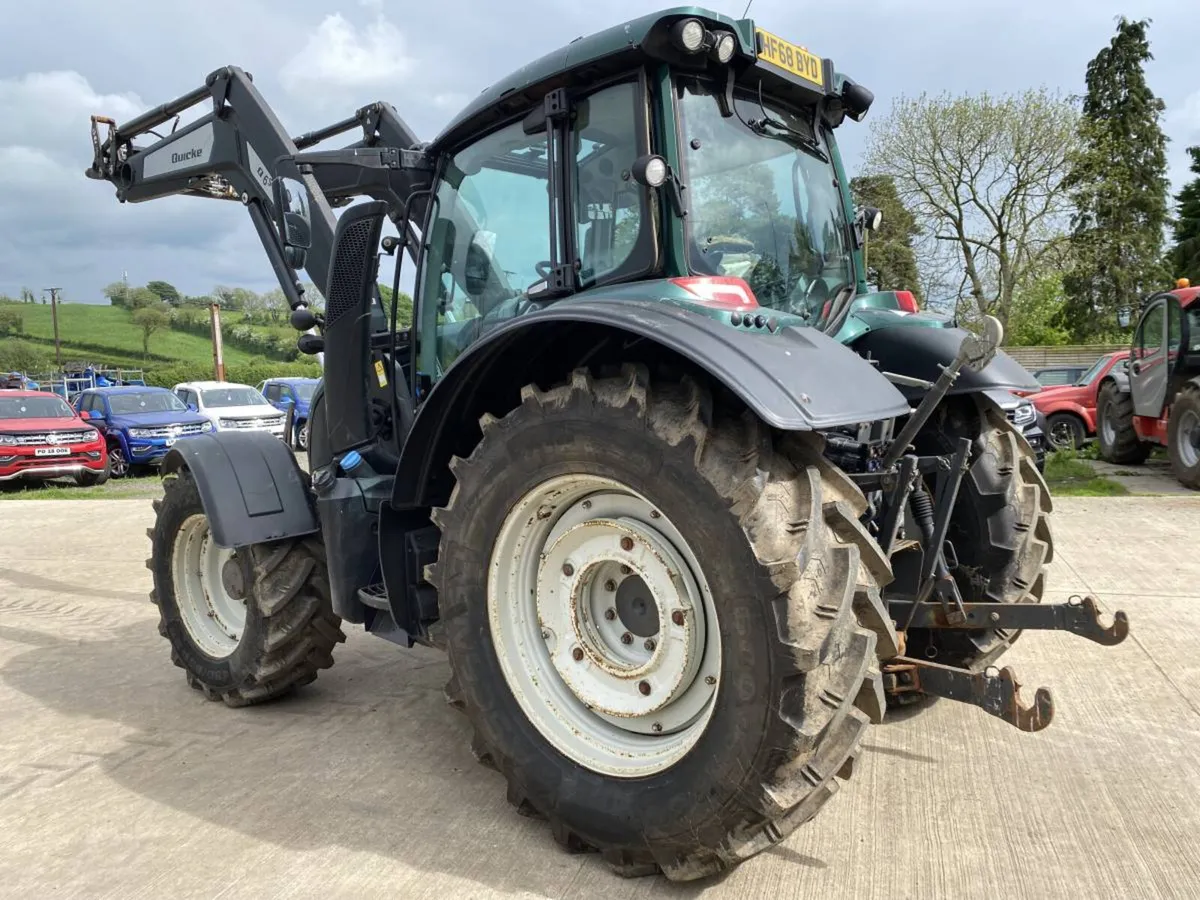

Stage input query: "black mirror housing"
[{"left": 273, "top": 175, "right": 313, "bottom": 268}]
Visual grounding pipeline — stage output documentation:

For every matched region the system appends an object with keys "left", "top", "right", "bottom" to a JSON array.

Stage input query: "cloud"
[{"left": 279, "top": 13, "right": 415, "bottom": 96}]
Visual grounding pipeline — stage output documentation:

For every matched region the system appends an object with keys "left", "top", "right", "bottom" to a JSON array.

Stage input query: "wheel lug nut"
[
  {"left": 620, "top": 565, "right": 631, "bottom": 575},
  {"left": 651, "top": 722, "right": 662, "bottom": 733},
  {"left": 620, "top": 632, "right": 633, "bottom": 645},
  {"left": 541, "top": 629, "right": 550, "bottom": 639},
  {"left": 671, "top": 610, "right": 685, "bottom": 626},
  {"left": 562, "top": 562, "right": 574, "bottom": 576},
  {"left": 643, "top": 638, "right": 656, "bottom": 651},
  {"left": 604, "top": 580, "right": 616, "bottom": 592},
  {"left": 604, "top": 608, "right": 616, "bottom": 621},
  {"left": 620, "top": 536, "right": 634, "bottom": 552},
  {"left": 638, "top": 680, "right": 651, "bottom": 696},
  {"left": 705, "top": 675, "right": 716, "bottom": 685},
  {"left": 582, "top": 500, "right": 592, "bottom": 509},
  {"left": 572, "top": 647, "right": 584, "bottom": 661}
]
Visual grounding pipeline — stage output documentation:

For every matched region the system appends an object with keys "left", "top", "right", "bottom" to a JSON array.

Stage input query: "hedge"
[{"left": 141, "top": 359, "right": 322, "bottom": 388}]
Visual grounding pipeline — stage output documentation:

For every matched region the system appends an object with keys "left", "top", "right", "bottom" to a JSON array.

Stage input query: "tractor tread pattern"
[
  {"left": 1097, "top": 382, "right": 1152, "bottom": 465},
  {"left": 431, "top": 364, "right": 896, "bottom": 882}
]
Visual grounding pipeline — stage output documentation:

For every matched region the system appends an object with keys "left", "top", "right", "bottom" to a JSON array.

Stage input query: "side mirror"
[
  {"left": 79, "top": 410, "right": 92, "bottom": 420},
  {"left": 1117, "top": 306, "right": 1132, "bottom": 329},
  {"left": 841, "top": 79, "right": 875, "bottom": 122},
  {"left": 956, "top": 315, "right": 1004, "bottom": 373},
  {"left": 273, "top": 175, "right": 312, "bottom": 268},
  {"left": 186, "top": 403, "right": 198, "bottom": 412}
]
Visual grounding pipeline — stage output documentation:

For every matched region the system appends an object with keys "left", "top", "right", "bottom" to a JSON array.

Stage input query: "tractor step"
[
  {"left": 883, "top": 658, "right": 1054, "bottom": 732},
  {"left": 357, "top": 583, "right": 390, "bottom": 611},
  {"left": 888, "top": 594, "right": 1128, "bottom": 646}
]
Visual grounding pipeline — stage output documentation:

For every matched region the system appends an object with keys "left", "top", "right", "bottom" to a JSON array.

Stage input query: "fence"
[{"left": 1002, "top": 344, "right": 1126, "bottom": 369}]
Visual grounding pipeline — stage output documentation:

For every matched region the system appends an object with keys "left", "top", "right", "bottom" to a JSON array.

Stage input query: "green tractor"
[{"left": 87, "top": 7, "right": 1127, "bottom": 881}]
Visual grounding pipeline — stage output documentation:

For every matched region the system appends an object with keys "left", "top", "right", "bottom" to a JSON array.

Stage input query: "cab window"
[
  {"left": 1135, "top": 300, "right": 1164, "bottom": 359},
  {"left": 416, "top": 79, "right": 651, "bottom": 381}
]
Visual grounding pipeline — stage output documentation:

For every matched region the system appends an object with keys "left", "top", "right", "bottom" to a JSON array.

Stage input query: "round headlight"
[
  {"left": 713, "top": 32, "right": 736, "bottom": 63},
  {"left": 671, "top": 18, "right": 706, "bottom": 53}
]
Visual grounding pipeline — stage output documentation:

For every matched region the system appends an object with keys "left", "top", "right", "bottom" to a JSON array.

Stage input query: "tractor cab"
[{"left": 1126, "top": 283, "right": 1200, "bottom": 419}]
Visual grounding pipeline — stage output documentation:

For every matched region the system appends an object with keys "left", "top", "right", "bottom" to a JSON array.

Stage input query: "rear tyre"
[
  {"left": 899, "top": 395, "right": 1053, "bottom": 702},
  {"left": 1167, "top": 383, "right": 1200, "bottom": 490},
  {"left": 107, "top": 444, "right": 130, "bottom": 478},
  {"left": 1045, "top": 412, "right": 1086, "bottom": 451},
  {"left": 430, "top": 365, "right": 898, "bottom": 881},
  {"left": 1097, "top": 383, "right": 1151, "bottom": 465},
  {"left": 148, "top": 468, "right": 345, "bottom": 707}
]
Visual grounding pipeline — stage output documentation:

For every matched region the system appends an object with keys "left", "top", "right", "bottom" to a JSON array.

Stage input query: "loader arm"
[{"left": 86, "top": 66, "right": 432, "bottom": 307}]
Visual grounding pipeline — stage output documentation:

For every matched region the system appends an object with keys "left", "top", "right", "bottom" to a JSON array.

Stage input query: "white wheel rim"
[
  {"left": 1179, "top": 410, "right": 1200, "bottom": 468},
  {"left": 172, "top": 513, "right": 246, "bottom": 658},
  {"left": 487, "top": 475, "right": 722, "bottom": 778},
  {"left": 1101, "top": 403, "right": 1116, "bottom": 445}
]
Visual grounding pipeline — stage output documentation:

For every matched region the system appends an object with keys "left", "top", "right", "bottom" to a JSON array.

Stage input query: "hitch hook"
[{"left": 885, "top": 657, "right": 1055, "bottom": 732}]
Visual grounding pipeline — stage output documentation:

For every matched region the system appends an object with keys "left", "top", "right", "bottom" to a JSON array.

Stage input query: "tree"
[
  {"left": 20, "top": 287, "right": 35, "bottom": 304},
  {"left": 0, "top": 308, "right": 23, "bottom": 337},
  {"left": 102, "top": 281, "right": 130, "bottom": 307},
  {"left": 1062, "top": 17, "right": 1170, "bottom": 341},
  {"left": 850, "top": 175, "right": 923, "bottom": 303},
  {"left": 1006, "top": 271, "right": 1072, "bottom": 346},
  {"left": 1170, "top": 145, "right": 1200, "bottom": 284},
  {"left": 146, "top": 280, "right": 182, "bottom": 306},
  {"left": 864, "top": 88, "right": 1078, "bottom": 327},
  {"left": 260, "top": 288, "right": 290, "bottom": 324},
  {"left": 132, "top": 304, "right": 171, "bottom": 359},
  {"left": 378, "top": 284, "right": 414, "bottom": 327},
  {"left": 126, "top": 286, "right": 161, "bottom": 311}
]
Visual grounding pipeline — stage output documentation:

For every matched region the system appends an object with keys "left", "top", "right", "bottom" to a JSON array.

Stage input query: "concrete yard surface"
[{"left": 2, "top": 495, "right": 1199, "bottom": 899}]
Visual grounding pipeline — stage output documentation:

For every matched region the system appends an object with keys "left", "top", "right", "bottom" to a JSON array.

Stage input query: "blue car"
[
  {"left": 257, "top": 377, "right": 319, "bottom": 450},
  {"left": 73, "top": 386, "right": 213, "bottom": 477}
]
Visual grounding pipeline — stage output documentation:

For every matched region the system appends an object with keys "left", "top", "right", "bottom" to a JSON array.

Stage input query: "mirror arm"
[{"left": 247, "top": 198, "right": 308, "bottom": 311}]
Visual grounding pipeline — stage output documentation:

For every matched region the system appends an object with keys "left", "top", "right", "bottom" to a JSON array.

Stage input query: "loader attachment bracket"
[
  {"left": 884, "top": 658, "right": 1055, "bottom": 733},
  {"left": 887, "top": 594, "right": 1130, "bottom": 647}
]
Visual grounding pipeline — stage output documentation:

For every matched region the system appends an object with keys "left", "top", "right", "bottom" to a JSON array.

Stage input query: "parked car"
[
  {"left": 173, "top": 381, "right": 287, "bottom": 439},
  {"left": 1031, "top": 365, "right": 1089, "bottom": 388},
  {"left": 1029, "top": 351, "right": 1131, "bottom": 450},
  {"left": 0, "top": 390, "right": 108, "bottom": 486},
  {"left": 257, "top": 376, "right": 319, "bottom": 450},
  {"left": 985, "top": 389, "right": 1047, "bottom": 470},
  {"left": 74, "top": 386, "right": 212, "bottom": 477}
]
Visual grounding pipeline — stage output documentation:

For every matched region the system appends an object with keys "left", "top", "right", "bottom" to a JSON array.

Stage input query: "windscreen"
[
  {"left": 109, "top": 392, "right": 187, "bottom": 415},
  {"left": 0, "top": 395, "right": 74, "bottom": 419},
  {"left": 201, "top": 387, "right": 270, "bottom": 408}
]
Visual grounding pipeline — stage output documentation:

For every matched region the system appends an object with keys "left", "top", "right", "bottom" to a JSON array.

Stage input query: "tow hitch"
[{"left": 862, "top": 315, "right": 1132, "bottom": 731}]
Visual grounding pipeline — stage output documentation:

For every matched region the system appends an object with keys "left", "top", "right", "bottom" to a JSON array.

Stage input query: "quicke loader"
[{"left": 87, "top": 7, "right": 1130, "bottom": 881}]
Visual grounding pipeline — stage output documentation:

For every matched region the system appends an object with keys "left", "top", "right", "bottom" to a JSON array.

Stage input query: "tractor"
[
  {"left": 1098, "top": 278, "right": 1200, "bottom": 489},
  {"left": 86, "top": 8, "right": 1129, "bottom": 881}
]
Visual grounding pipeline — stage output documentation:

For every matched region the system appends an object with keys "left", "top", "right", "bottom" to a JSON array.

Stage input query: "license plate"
[
  {"left": 35, "top": 447, "right": 71, "bottom": 457},
  {"left": 755, "top": 28, "right": 824, "bottom": 88}
]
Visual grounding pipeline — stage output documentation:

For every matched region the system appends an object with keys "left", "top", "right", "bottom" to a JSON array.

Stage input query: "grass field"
[{"left": 0, "top": 300, "right": 260, "bottom": 369}]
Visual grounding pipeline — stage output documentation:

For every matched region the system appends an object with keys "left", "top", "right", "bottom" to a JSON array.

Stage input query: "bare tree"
[{"left": 864, "top": 89, "right": 1079, "bottom": 329}]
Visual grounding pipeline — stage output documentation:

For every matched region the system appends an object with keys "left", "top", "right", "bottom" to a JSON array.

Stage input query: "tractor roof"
[
  {"left": 1170, "top": 286, "right": 1200, "bottom": 308},
  {"left": 429, "top": 7, "right": 755, "bottom": 151}
]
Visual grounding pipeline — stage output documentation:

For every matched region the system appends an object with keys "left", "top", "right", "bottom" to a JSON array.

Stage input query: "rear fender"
[
  {"left": 391, "top": 298, "right": 910, "bottom": 509},
  {"left": 850, "top": 325, "right": 1040, "bottom": 401},
  {"left": 1040, "top": 399, "right": 1095, "bottom": 433},
  {"left": 161, "top": 431, "right": 317, "bottom": 549}
]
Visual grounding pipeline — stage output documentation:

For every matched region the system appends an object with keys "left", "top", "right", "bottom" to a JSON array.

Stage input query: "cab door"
[{"left": 1131, "top": 295, "right": 1171, "bottom": 417}]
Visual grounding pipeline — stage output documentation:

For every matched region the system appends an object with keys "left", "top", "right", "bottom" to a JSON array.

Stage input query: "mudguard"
[
  {"left": 161, "top": 431, "right": 318, "bottom": 548},
  {"left": 392, "top": 297, "right": 910, "bottom": 508},
  {"left": 850, "top": 325, "right": 1040, "bottom": 399}
]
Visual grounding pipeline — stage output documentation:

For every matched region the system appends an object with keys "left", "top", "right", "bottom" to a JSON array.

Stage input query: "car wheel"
[
  {"left": 107, "top": 445, "right": 130, "bottom": 478},
  {"left": 1046, "top": 412, "right": 1086, "bottom": 451}
]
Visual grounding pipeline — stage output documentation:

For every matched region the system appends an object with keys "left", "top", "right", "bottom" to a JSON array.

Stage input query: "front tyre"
[
  {"left": 1167, "top": 383, "right": 1200, "bottom": 490},
  {"left": 1045, "top": 411, "right": 1086, "bottom": 451},
  {"left": 1097, "top": 382, "right": 1151, "bottom": 464},
  {"left": 147, "top": 469, "right": 345, "bottom": 706},
  {"left": 430, "top": 366, "right": 897, "bottom": 881}
]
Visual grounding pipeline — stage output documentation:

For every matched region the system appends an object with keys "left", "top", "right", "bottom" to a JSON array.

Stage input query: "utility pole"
[
  {"left": 43, "top": 288, "right": 63, "bottom": 367},
  {"left": 210, "top": 302, "right": 226, "bottom": 382}
]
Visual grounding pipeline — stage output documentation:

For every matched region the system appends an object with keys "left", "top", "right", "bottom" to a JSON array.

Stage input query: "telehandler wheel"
[
  {"left": 430, "top": 365, "right": 898, "bottom": 882},
  {"left": 901, "top": 395, "right": 1053, "bottom": 699},
  {"left": 147, "top": 468, "right": 345, "bottom": 707},
  {"left": 1097, "top": 382, "right": 1151, "bottom": 465},
  {"left": 1168, "top": 383, "right": 1200, "bottom": 490}
]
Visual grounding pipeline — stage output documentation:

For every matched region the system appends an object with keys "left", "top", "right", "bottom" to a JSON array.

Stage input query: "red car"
[
  {"left": 1031, "top": 350, "right": 1131, "bottom": 450},
  {"left": 0, "top": 390, "right": 109, "bottom": 486}
]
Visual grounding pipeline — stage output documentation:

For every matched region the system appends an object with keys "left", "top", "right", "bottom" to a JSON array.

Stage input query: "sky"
[{"left": 0, "top": 0, "right": 1197, "bottom": 305}]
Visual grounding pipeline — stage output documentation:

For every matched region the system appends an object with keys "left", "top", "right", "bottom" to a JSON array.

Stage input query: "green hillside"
[{"left": 0, "top": 300, "right": 259, "bottom": 369}]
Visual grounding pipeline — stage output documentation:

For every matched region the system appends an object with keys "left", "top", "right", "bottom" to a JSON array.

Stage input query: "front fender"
[
  {"left": 1039, "top": 398, "right": 1096, "bottom": 432},
  {"left": 393, "top": 298, "right": 910, "bottom": 509},
  {"left": 162, "top": 431, "right": 318, "bottom": 549},
  {"left": 850, "top": 325, "right": 1040, "bottom": 400}
]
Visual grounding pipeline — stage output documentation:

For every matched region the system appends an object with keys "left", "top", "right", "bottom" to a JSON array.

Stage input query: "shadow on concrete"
[{"left": 0, "top": 621, "right": 798, "bottom": 896}]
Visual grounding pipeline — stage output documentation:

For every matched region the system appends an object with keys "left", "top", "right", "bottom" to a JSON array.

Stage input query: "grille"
[
  {"left": 218, "top": 416, "right": 284, "bottom": 430},
  {"left": 9, "top": 430, "right": 95, "bottom": 445},
  {"left": 325, "top": 217, "right": 376, "bottom": 325},
  {"left": 133, "top": 423, "right": 207, "bottom": 439}
]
